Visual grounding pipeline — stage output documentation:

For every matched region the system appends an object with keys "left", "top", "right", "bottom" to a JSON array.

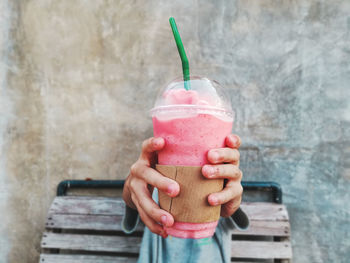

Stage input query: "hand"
[
  {"left": 122, "top": 137, "right": 180, "bottom": 238},
  {"left": 202, "top": 134, "right": 243, "bottom": 217}
]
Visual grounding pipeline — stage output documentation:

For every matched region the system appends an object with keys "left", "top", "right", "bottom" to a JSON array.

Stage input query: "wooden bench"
[{"left": 39, "top": 180, "right": 292, "bottom": 263}]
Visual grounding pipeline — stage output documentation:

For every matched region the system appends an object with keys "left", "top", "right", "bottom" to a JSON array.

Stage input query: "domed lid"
[{"left": 150, "top": 76, "right": 234, "bottom": 120}]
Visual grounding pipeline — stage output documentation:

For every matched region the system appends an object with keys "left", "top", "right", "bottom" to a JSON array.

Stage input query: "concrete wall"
[{"left": 0, "top": 0, "right": 349, "bottom": 262}]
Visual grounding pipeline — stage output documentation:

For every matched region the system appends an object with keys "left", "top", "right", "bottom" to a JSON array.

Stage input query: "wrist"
[{"left": 122, "top": 177, "right": 137, "bottom": 210}]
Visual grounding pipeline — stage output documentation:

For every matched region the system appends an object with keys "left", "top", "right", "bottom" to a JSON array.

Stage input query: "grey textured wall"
[{"left": 0, "top": 0, "right": 349, "bottom": 262}]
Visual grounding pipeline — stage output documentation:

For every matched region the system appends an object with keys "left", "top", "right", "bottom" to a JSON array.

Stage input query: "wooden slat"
[
  {"left": 41, "top": 232, "right": 141, "bottom": 253},
  {"left": 231, "top": 241, "right": 292, "bottom": 259},
  {"left": 39, "top": 254, "right": 137, "bottom": 263},
  {"left": 46, "top": 214, "right": 144, "bottom": 231},
  {"left": 232, "top": 220, "right": 291, "bottom": 237},
  {"left": 48, "top": 198, "right": 288, "bottom": 222},
  {"left": 49, "top": 196, "right": 125, "bottom": 216},
  {"left": 240, "top": 203, "right": 289, "bottom": 221},
  {"left": 46, "top": 200, "right": 288, "bottom": 235},
  {"left": 48, "top": 197, "right": 289, "bottom": 223}
]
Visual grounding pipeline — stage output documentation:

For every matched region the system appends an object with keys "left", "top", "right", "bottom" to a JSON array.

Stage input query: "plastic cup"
[{"left": 150, "top": 76, "right": 234, "bottom": 239}]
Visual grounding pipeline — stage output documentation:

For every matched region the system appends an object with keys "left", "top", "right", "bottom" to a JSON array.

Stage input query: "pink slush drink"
[{"left": 151, "top": 77, "right": 234, "bottom": 239}]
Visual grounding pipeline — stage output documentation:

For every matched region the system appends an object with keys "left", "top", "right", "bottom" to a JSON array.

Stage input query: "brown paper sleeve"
[{"left": 156, "top": 164, "right": 223, "bottom": 223}]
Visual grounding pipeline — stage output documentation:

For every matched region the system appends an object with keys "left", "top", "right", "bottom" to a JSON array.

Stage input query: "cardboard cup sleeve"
[{"left": 156, "top": 164, "right": 224, "bottom": 223}]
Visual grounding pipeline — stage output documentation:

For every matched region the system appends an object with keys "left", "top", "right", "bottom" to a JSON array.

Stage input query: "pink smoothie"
[
  {"left": 153, "top": 113, "right": 232, "bottom": 166},
  {"left": 152, "top": 89, "right": 233, "bottom": 239}
]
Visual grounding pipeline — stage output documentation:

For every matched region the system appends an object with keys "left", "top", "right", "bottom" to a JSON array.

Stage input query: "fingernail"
[
  {"left": 210, "top": 151, "right": 219, "bottom": 161},
  {"left": 204, "top": 166, "right": 215, "bottom": 177},
  {"left": 210, "top": 196, "right": 218, "bottom": 205},
  {"left": 153, "top": 138, "right": 163, "bottom": 146},
  {"left": 161, "top": 215, "right": 167, "bottom": 225},
  {"left": 167, "top": 184, "right": 177, "bottom": 195},
  {"left": 231, "top": 135, "right": 239, "bottom": 146}
]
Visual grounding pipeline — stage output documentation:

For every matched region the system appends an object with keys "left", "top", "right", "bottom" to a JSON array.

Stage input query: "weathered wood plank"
[
  {"left": 46, "top": 201, "right": 289, "bottom": 234},
  {"left": 39, "top": 254, "right": 137, "bottom": 263},
  {"left": 48, "top": 197, "right": 289, "bottom": 223},
  {"left": 240, "top": 203, "right": 289, "bottom": 221},
  {"left": 41, "top": 232, "right": 141, "bottom": 253},
  {"left": 232, "top": 220, "right": 291, "bottom": 237},
  {"left": 49, "top": 196, "right": 125, "bottom": 216},
  {"left": 231, "top": 241, "right": 292, "bottom": 259},
  {"left": 46, "top": 214, "right": 144, "bottom": 231}
]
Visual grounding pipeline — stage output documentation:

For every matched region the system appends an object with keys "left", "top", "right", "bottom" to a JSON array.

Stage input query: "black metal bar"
[
  {"left": 57, "top": 180, "right": 125, "bottom": 196},
  {"left": 241, "top": 181, "right": 282, "bottom": 204},
  {"left": 56, "top": 180, "right": 282, "bottom": 204}
]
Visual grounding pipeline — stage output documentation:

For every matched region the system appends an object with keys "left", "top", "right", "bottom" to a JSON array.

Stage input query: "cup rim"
[{"left": 150, "top": 104, "right": 234, "bottom": 119}]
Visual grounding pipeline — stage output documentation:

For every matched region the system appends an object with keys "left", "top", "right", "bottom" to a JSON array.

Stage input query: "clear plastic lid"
[{"left": 150, "top": 76, "right": 234, "bottom": 120}]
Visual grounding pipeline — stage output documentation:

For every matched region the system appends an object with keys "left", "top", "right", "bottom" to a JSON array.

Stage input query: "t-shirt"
[{"left": 122, "top": 189, "right": 249, "bottom": 263}]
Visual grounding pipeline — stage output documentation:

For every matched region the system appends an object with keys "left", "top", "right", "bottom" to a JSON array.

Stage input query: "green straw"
[{"left": 169, "top": 17, "right": 191, "bottom": 90}]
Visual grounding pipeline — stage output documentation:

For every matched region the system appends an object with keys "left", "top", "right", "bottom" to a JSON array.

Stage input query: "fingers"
[
  {"left": 129, "top": 179, "right": 174, "bottom": 237},
  {"left": 225, "top": 134, "right": 241, "bottom": 149},
  {"left": 206, "top": 134, "right": 241, "bottom": 165},
  {"left": 207, "top": 180, "right": 243, "bottom": 206},
  {"left": 140, "top": 137, "right": 165, "bottom": 162},
  {"left": 135, "top": 202, "right": 168, "bottom": 238},
  {"left": 220, "top": 195, "right": 242, "bottom": 217},
  {"left": 130, "top": 163, "right": 179, "bottom": 197},
  {"left": 202, "top": 164, "right": 242, "bottom": 180},
  {"left": 207, "top": 148, "right": 240, "bottom": 164},
  {"left": 125, "top": 136, "right": 177, "bottom": 238},
  {"left": 134, "top": 182, "right": 174, "bottom": 227}
]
